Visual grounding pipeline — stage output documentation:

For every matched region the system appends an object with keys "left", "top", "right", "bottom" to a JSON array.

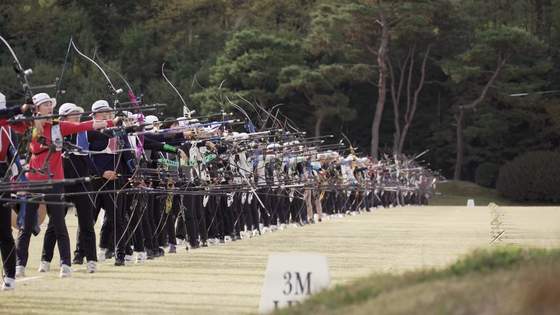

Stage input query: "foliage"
[
  {"left": 496, "top": 151, "right": 560, "bottom": 203},
  {"left": 0, "top": 0, "right": 558, "bottom": 181},
  {"left": 475, "top": 162, "right": 500, "bottom": 188}
]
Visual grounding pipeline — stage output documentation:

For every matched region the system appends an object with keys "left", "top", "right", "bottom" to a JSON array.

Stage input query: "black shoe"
[
  {"left": 201, "top": 240, "right": 208, "bottom": 247},
  {"left": 114, "top": 258, "right": 125, "bottom": 266},
  {"left": 308, "top": 219, "right": 315, "bottom": 224},
  {"left": 156, "top": 248, "right": 165, "bottom": 257},
  {"left": 168, "top": 244, "right": 177, "bottom": 254},
  {"left": 105, "top": 250, "right": 114, "bottom": 259},
  {"left": 188, "top": 243, "right": 197, "bottom": 250},
  {"left": 302, "top": 221, "right": 309, "bottom": 226},
  {"left": 146, "top": 249, "right": 155, "bottom": 260},
  {"left": 231, "top": 235, "right": 237, "bottom": 242},
  {"left": 72, "top": 254, "right": 84, "bottom": 265}
]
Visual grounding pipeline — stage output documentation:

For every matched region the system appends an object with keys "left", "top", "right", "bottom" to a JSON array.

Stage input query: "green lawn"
[
  {"left": 273, "top": 247, "right": 560, "bottom": 315},
  {"left": 430, "top": 180, "right": 516, "bottom": 206},
  {"left": 1, "top": 204, "right": 558, "bottom": 314}
]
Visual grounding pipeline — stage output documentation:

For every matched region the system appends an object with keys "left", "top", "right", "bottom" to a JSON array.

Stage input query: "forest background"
[{"left": 1, "top": 0, "right": 559, "bottom": 183}]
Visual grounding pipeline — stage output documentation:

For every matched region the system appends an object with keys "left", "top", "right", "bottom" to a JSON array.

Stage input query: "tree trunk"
[
  {"left": 370, "top": 0, "right": 390, "bottom": 162},
  {"left": 388, "top": 47, "right": 412, "bottom": 153},
  {"left": 453, "top": 57, "right": 507, "bottom": 180},
  {"left": 543, "top": 0, "right": 553, "bottom": 38},
  {"left": 453, "top": 109, "right": 465, "bottom": 180},
  {"left": 315, "top": 115, "right": 324, "bottom": 138},
  {"left": 535, "top": 0, "right": 543, "bottom": 35},
  {"left": 398, "top": 44, "right": 432, "bottom": 154}
]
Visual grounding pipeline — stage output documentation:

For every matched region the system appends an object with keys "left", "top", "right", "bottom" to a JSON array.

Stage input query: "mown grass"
[
  {"left": 430, "top": 180, "right": 516, "bottom": 206},
  {"left": 273, "top": 247, "right": 560, "bottom": 315},
  {"left": 2, "top": 206, "right": 558, "bottom": 314}
]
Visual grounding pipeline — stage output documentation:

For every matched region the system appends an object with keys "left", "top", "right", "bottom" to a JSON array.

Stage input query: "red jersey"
[{"left": 11, "top": 120, "right": 114, "bottom": 181}]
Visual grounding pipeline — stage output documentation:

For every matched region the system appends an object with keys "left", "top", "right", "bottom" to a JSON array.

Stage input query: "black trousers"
[
  {"left": 268, "top": 190, "right": 279, "bottom": 225},
  {"left": 195, "top": 194, "right": 207, "bottom": 241},
  {"left": 41, "top": 206, "right": 68, "bottom": 262},
  {"left": 164, "top": 195, "right": 180, "bottom": 246},
  {"left": 218, "top": 194, "right": 235, "bottom": 238},
  {"left": 140, "top": 193, "right": 155, "bottom": 251},
  {"left": 153, "top": 193, "right": 169, "bottom": 247},
  {"left": 125, "top": 192, "right": 145, "bottom": 253},
  {"left": 181, "top": 192, "right": 198, "bottom": 245},
  {"left": 204, "top": 195, "right": 218, "bottom": 239},
  {"left": 17, "top": 186, "right": 71, "bottom": 267},
  {"left": 143, "top": 193, "right": 157, "bottom": 251},
  {"left": 241, "top": 193, "right": 254, "bottom": 231},
  {"left": 67, "top": 182, "right": 97, "bottom": 262},
  {"left": 92, "top": 178, "right": 126, "bottom": 259},
  {"left": 0, "top": 193, "right": 16, "bottom": 278}
]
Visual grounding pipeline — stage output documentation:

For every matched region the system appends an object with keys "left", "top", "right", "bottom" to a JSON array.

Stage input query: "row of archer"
[{"left": 0, "top": 35, "right": 440, "bottom": 291}]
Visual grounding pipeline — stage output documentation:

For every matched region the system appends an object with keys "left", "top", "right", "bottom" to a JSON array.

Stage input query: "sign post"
[{"left": 258, "top": 254, "right": 331, "bottom": 314}]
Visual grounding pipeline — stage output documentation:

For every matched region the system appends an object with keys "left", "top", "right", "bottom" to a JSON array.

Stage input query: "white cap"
[
  {"left": 33, "top": 93, "right": 56, "bottom": 107},
  {"left": 0, "top": 92, "right": 5, "bottom": 110},
  {"left": 267, "top": 143, "right": 282, "bottom": 150},
  {"left": 90, "top": 100, "right": 111, "bottom": 116},
  {"left": 176, "top": 117, "right": 187, "bottom": 127},
  {"left": 144, "top": 115, "right": 159, "bottom": 131},
  {"left": 59, "top": 103, "right": 84, "bottom": 116},
  {"left": 186, "top": 118, "right": 199, "bottom": 125}
]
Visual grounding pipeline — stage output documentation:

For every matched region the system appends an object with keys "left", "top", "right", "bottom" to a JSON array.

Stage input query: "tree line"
[{"left": 0, "top": 0, "right": 559, "bottom": 182}]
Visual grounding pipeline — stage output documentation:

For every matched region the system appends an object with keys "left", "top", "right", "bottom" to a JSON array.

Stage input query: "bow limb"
[
  {"left": 70, "top": 40, "right": 120, "bottom": 95},
  {"left": 162, "top": 62, "right": 194, "bottom": 118},
  {"left": 0, "top": 35, "right": 36, "bottom": 181}
]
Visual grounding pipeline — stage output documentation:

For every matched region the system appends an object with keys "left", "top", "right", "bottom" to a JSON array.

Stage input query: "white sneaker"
[
  {"left": 97, "top": 249, "right": 106, "bottom": 262},
  {"left": 38, "top": 261, "right": 50, "bottom": 273},
  {"left": 314, "top": 214, "right": 319, "bottom": 221},
  {"left": 15, "top": 266, "right": 24, "bottom": 278},
  {"left": 86, "top": 261, "right": 97, "bottom": 273},
  {"left": 352, "top": 211, "right": 359, "bottom": 216},
  {"left": 224, "top": 236, "right": 232, "bottom": 243},
  {"left": 124, "top": 255, "right": 133, "bottom": 265},
  {"left": 176, "top": 238, "right": 186, "bottom": 246},
  {"left": 60, "top": 264, "right": 71, "bottom": 278},
  {"left": 2, "top": 277, "right": 15, "bottom": 291},
  {"left": 262, "top": 227, "right": 270, "bottom": 235},
  {"left": 208, "top": 238, "right": 220, "bottom": 246},
  {"left": 270, "top": 225, "right": 278, "bottom": 232},
  {"left": 252, "top": 229, "right": 260, "bottom": 237},
  {"left": 136, "top": 252, "right": 145, "bottom": 264},
  {"left": 259, "top": 223, "right": 264, "bottom": 231},
  {"left": 280, "top": 224, "right": 287, "bottom": 230}
]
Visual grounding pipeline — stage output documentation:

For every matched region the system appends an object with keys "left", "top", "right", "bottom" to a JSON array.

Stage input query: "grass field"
[
  {"left": 0, "top": 204, "right": 559, "bottom": 314},
  {"left": 430, "top": 180, "right": 516, "bottom": 206},
  {"left": 274, "top": 247, "right": 560, "bottom": 315}
]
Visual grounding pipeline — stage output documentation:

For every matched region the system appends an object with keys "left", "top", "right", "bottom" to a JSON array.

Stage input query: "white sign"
[
  {"left": 258, "top": 254, "right": 331, "bottom": 314},
  {"left": 467, "top": 199, "right": 475, "bottom": 207}
]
